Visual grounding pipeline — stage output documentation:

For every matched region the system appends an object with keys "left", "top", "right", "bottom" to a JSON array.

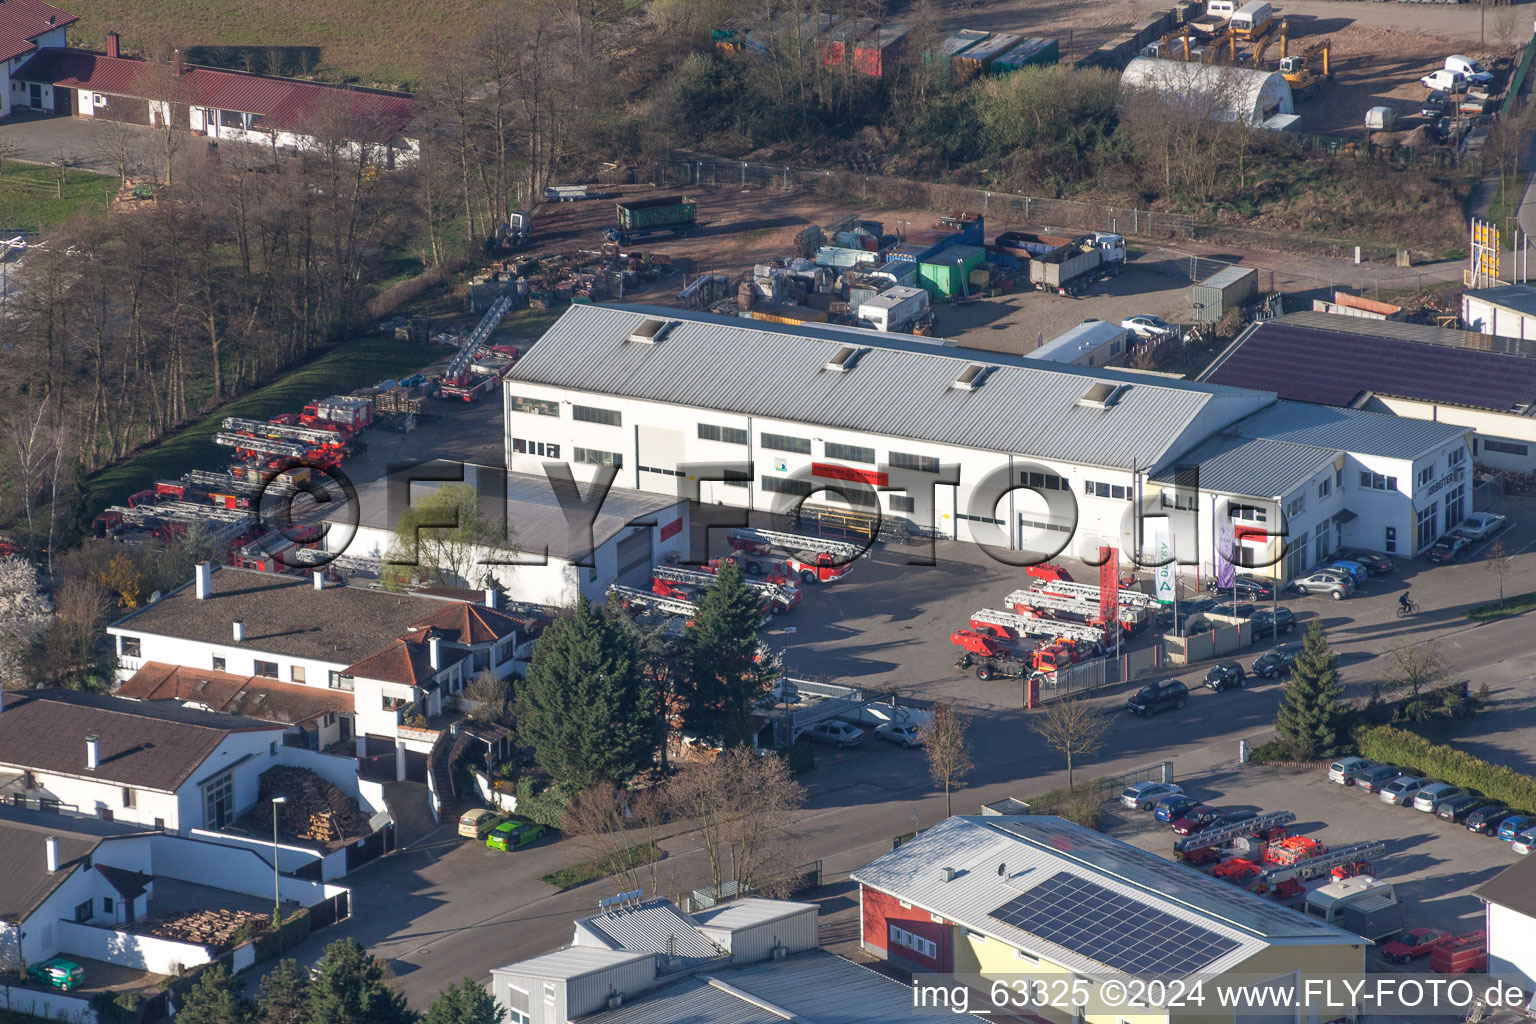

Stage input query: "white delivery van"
[
  {"left": 1364, "top": 106, "right": 1399, "bottom": 132},
  {"left": 1445, "top": 54, "right": 1494, "bottom": 85}
]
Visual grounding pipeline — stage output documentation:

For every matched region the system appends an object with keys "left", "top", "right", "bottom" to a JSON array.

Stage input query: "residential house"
[
  {"left": 0, "top": 0, "right": 73, "bottom": 119},
  {"left": 114, "top": 662, "right": 355, "bottom": 750},
  {"left": 1475, "top": 854, "right": 1536, "bottom": 990}
]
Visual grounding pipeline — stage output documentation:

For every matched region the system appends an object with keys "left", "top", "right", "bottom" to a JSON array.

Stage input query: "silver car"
[
  {"left": 1120, "top": 781, "right": 1184, "bottom": 811},
  {"left": 1292, "top": 570, "right": 1354, "bottom": 600},
  {"left": 1413, "top": 782, "right": 1463, "bottom": 812},
  {"left": 806, "top": 721, "right": 864, "bottom": 748},
  {"left": 1328, "top": 757, "right": 1377, "bottom": 786},
  {"left": 875, "top": 723, "right": 923, "bottom": 748},
  {"left": 1379, "top": 776, "right": 1427, "bottom": 805}
]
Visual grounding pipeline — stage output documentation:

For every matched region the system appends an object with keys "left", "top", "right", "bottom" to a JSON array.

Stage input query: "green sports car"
[
  {"left": 29, "top": 958, "right": 84, "bottom": 991},
  {"left": 486, "top": 820, "right": 547, "bottom": 852}
]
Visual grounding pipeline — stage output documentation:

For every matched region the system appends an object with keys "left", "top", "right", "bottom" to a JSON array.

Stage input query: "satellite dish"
[{"left": 998, "top": 863, "right": 1006, "bottom": 877}]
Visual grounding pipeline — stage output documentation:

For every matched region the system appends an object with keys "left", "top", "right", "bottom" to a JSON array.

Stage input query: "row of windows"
[
  {"left": 1083, "top": 480, "right": 1130, "bottom": 500},
  {"left": 1160, "top": 491, "right": 1197, "bottom": 511},
  {"left": 890, "top": 451, "right": 940, "bottom": 473},
  {"left": 1285, "top": 495, "right": 1305, "bottom": 518},
  {"left": 889, "top": 924, "right": 937, "bottom": 960},
  {"left": 1021, "top": 471, "right": 1068, "bottom": 491},
  {"left": 573, "top": 447, "right": 623, "bottom": 467},
  {"left": 698, "top": 423, "right": 749, "bottom": 445},
  {"left": 761, "top": 432, "right": 812, "bottom": 454},
  {"left": 510, "top": 395, "right": 559, "bottom": 417},
  {"left": 1483, "top": 438, "right": 1528, "bottom": 456},
  {"left": 956, "top": 511, "right": 1003, "bottom": 525},
  {"left": 1360, "top": 471, "right": 1398, "bottom": 492},
  {"left": 639, "top": 464, "right": 683, "bottom": 477},
  {"left": 1416, "top": 465, "right": 1434, "bottom": 487},
  {"left": 825, "top": 441, "right": 876, "bottom": 464},
  {"left": 572, "top": 404, "right": 622, "bottom": 426},
  {"left": 1020, "top": 517, "right": 1073, "bottom": 533},
  {"left": 512, "top": 438, "right": 562, "bottom": 458}
]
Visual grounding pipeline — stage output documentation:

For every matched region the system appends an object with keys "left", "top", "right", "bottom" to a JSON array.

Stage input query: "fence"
[
  {"left": 1095, "top": 762, "right": 1176, "bottom": 803},
  {"left": 681, "top": 860, "right": 822, "bottom": 912},
  {"left": 1166, "top": 621, "right": 1252, "bottom": 664},
  {"left": 54, "top": 919, "right": 212, "bottom": 976},
  {"left": 1034, "top": 643, "right": 1164, "bottom": 702},
  {"left": 1502, "top": 32, "right": 1536, "bottom": 118},
  {"left": 0, "top": 982, "right": 97, "bottom": 1022}
]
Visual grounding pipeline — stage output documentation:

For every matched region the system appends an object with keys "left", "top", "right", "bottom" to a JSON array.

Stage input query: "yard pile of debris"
[
  {"left": 137, "top": 908, "right": 268, "bottom": 950},
  {"left": 260, "top": 765, "right": 370, "bottom": 842}
]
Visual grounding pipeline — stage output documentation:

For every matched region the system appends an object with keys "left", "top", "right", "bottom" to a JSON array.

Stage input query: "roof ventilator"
[
  {"left": 1078, "top": 382, "right": 1128, "bottom": 409},
  {"left": 952, "top": 364, "right": 989, "bottom": 391},
  {"left": 824, "top": 345, "right": 864, "bottom": 373},
  {"left": 627, "top": 318, "right": 673, "bottom": 345}
]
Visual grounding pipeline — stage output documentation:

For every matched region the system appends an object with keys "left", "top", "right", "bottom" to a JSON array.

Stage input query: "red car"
[
  {"left": 1381, "top": 928, "right": 1452, "bottom": 964},
  {"left": 1171, "top": 806, "right": 1223, "bottom": 834}
]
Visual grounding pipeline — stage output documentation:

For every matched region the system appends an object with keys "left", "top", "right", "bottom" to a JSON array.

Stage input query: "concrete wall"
[
  {"left": 55, "top": 918, "right": 212, "bottom": 975},
  {"left": 0, "top": 983, "right": 97, "bottom": 1023},
  {"left": 149, "top": 833, "right": 339, "bottom": 905},
  {"left": 278, "top": 744, "right": 383, "bottom": 812}
]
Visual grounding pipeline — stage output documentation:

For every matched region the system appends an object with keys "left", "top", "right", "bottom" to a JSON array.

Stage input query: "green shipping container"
[
  {"left": 917, "top": 245, "right": 985, "bottom": 299},
  {"left": 616, "top": 196, "right": 697, "bottom": 231}
]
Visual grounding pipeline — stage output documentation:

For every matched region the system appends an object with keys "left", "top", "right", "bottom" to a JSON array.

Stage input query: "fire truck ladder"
[
  {"left": 184, "top": 469, "right": 300, "bottom": 497},
  {"left": 214, "top": 434, "right": 308, "bottom": 459},
  {"left": 607, "top": 585, "right": 698, "bottom": 617},
  {"left": 1024, "top": 580, "right": 1158, "bottom": 609},
  {"left": 445, "top": 295, "right": 513, "bottom": 382},
  {"left": 729, "top": 527, "right": 867, "bottom": 560},
  {"left": 1256, "top": 841, "right": 1387, "bottom": 887},
  {"left": 116, "top": 501, "right": 256, "bottom": 545},
  {"left": 1174, "top": 810, "right": 1297, "bottom": 853},
  {"left": 970, "top": 607, "right": 1107, "bottom": 645},
  {"left": 222, "top": 418, "right": 346, "bottom": 448},
  {"left": 1006, "top": 588, "right": 1135, "bottom": 623},
  {"left": 652, "top": 565, "right": 796, "bottom": 607}
]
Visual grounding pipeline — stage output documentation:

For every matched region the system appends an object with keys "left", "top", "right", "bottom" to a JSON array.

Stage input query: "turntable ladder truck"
[
  {"left": 969, "top": 607, "right": 1110, "bottom": 647},
  {"left": 651, "top": 565, "right": 799, "bottom": 612},
  {"left": 725, "top": 527, "right": 867, "bottom": 583}
]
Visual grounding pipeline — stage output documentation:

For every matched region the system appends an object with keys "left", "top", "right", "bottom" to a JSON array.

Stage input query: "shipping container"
[
  {"left": 932, "top": 29, "right": 990, "bottom": 75},
  {"left": 954, "top": 32, "right": 1020, "bottom": 77},
  {"left": 859, "top": 285, "right": 931, "bottom": 331},
  {"left": 615, "top": 195, "right": 696, "bottom": 231},
  {"left": 992, "top": 37, "right": 1060, "bottom": 73},
  {"left": 875, "top": 258, "right": 918, "bottom": 287},
  {"left": 1028, "top": 239, "right": 1102, "bottom": 294},
  {"left": 994, "top": 230, "right": 1074, "bottom": 260},
  {"left": 918, "top": 245, "right": 985, "bottom": 299},
  {"left": 854, "top": 23, "right": 910, "bottom": 76},
  {"left": 815, "top": 245, "right": 879, "bottom": 269},
  {"left": 1191, "top": 266, "right": 1258, "bottom": 321},
  {"left": 825, "top": 17, "right": 875, "bottom": 64}
]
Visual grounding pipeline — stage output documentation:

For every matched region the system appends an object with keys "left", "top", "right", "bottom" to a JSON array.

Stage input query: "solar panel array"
[
  {"left": 1206, "top": 323, "right": 1536, "bottom": 412},
  {"left": 989, "top": 872, "right": 1241, "bottom": 976}
]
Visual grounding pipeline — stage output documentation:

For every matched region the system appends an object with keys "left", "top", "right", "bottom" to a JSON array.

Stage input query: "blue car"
[
  {"left": 1498, "top": 815, "right": 1536, "bottom": 841},
  {"left": 1328, "top": 561, "right": 1369, "bottom": 587},
  {"left": 1154, "top": 795, "right": 1201, "bottom": 822}
]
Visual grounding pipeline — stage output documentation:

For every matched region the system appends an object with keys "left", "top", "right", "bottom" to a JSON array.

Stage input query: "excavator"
[
  {"left": 1156, "top": 25, "right": 1193, "bottom": 61},
  {"left": 1202, "top": 25, "right": 1237, "bottom": 65},
  {"left": 1278, "top": 36, "right": 1331, "bottom": 101},
  {"left": 1247, "top": 18, "right": 1284, "bottom": 68}
]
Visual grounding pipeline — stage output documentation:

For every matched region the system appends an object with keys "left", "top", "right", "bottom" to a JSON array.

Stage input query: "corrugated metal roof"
[
  {"left": 506, "top": 304, "right": 1275, "bottom": 472},
  {"left": 1231, "top": 401, "right": 1470, "bottom": 459},
  {"left": 1271, "top": 310, "right": 1536, "bottom": 356},
  {"left": 576, "top": 950, "right": 979, "bottom": 1024},
  {"left": 852, "top": 817, "right": 1359, "bottom": 981},
  {"left": 691, "top": 898, "right": 818, "bottom": 931},
  {"left": 574, "top": 899, "right": 726, "bottom": 960},
  {"left": 499, "top": 946, "right": 653, "bottom": 980},
  {"left": 0, "top": 0, "right": 77, "bottom": 61},
  {"left": 1151, "top": 435, "right": 1338, "bottom": 498},
  {"left": 1466, "top": 284, "right": 1536, "bottom": 319},
  {"left": 1198, "top": 265, "right": 1259, "bottom": 290}
]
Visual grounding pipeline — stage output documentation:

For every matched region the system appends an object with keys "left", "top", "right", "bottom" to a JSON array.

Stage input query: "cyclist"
[{"left": 1399, "top": 590, "right": 1414, "bottom": 614}]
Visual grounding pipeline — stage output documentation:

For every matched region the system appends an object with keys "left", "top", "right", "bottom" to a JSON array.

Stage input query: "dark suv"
[
  {"left": 1249, "top": 607, "right": 1296, "bottom": 640},
  {"left": 1155, "top": 597, "right": 1215, "bottom": 631},
  {"left": 1126, "top": 680, "right": 1189, "bottom": 717},
  {"left": 1252, "top": 642, "right": 1303, "bottom": 679}
]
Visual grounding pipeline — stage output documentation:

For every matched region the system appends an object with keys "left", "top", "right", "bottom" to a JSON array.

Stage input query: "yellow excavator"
[
  {"left": 1202, "top": 25, "right": 1236, "bottom": 64},
  {"left": 1278, "top": 37, "right": 1331, "bottom": 100},
  {"left": 1157, "top": 25, "right": 1193, "bottom": 61},
  {"left": 1248, "top": 19, "right": 1284, "bottom": 68}
]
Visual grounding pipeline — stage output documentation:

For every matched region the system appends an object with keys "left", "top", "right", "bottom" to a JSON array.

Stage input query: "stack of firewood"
[{"left": 259, "top": 765, "right": 369, "bottom": 842}]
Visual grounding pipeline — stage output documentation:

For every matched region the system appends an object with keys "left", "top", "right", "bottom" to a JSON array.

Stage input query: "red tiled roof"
[
  {"left": 408, "top": 603, "right": 524, "bottom": 646},
  {"left": 345, "top": 635, "right": 468, "bottom": 687},
  {"left": 116, "top": 662, "right": 353, "bottom": 726},
  {"left": 0, "top": 0, "right": 77, "bottom": 63},
  {"left": 14, "top": 48, "right": 419, "bottom": 142}
]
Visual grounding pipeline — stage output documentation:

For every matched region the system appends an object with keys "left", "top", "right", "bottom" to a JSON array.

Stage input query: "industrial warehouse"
[{"left": 503, "top": 303, "right": 1472, "bottom": 581}]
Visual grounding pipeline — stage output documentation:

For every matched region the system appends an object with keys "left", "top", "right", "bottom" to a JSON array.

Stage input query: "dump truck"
[
  {"left": 1026, "top": 236, "right": 1104, "bottom": 296},
  {"left": 606, "top": 195, "right": 697, "bottom": 245}
]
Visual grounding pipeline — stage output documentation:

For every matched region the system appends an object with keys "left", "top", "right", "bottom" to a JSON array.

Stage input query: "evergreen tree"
[
  {"left": 517, "top": 596, "right": 657, "bottom": 787},
  {"left": 1274, "top": 621, "right": 1349, "bottom": 759},
  {"left": 306, "top": 938, "right": 417, "bottom": 1024},
  {"left": 680, "top": 559, "right": 775, "bottom": 747},
  {"left": 426, "top": 978, "right": 504, "bottom": 1024},
  {"left": 175, "top": 964, "right": 254, "bottom": 1024},
  {"left": 256, "top": 959, "right": 310, "bottom": 1024}
]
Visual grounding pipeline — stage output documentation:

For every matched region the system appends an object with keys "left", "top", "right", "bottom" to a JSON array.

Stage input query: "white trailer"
[{"left": 858, "top": 285, "right": 930, "bottom": 332}]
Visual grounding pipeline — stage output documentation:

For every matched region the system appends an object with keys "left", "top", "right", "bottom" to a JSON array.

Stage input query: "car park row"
[{"left": 1328, "top": 756, "right": 1536, "bottom": 854}]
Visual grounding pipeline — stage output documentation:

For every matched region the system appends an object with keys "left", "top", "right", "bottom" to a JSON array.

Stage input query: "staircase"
[
  {"left": 381, "top": 781, "right": 439, "bottom": 847},
  {"left": 428, "top": 729, "right": 471, "bottom": 823}
]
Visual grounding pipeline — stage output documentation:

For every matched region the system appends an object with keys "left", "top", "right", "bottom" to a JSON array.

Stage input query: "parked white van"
[{"left": 1445, "top": 54, "right": 1494, "bottom": 85}]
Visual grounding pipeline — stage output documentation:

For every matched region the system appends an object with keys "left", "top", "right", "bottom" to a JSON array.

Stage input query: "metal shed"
[
  {"left": 1191, "top": 266, "right": 1258, "bottom": 321},
  {"left": 691, "top": 899, "right": 820, "bottom": 962},
  {"left": 1120, "top": 58, "right": 1293, "bottom": 126}
]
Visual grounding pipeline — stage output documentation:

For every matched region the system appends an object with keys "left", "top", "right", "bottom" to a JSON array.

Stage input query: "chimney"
[
  {"left": 195, "top": 562, "right": 213, "bottom": 599},
  {"left": 232, "top": 619, "right": 245, "bottom": 643},
  {"left": 106, "top": 31, "right": 119, "bottom": 58},
  {"left": 428, "top": 635, "right": 441, "bottom": 671},
  {"left": 86, "top": 734, "right": 100, "bottom": 771},
  {"left": 173, "top": 48, "right": 182, "bottom": 77},
  {"left": 45, "top": 836, "right": 59, "bottom": 873},
  {"left": 313, "top": 569, "right": 326, "bottom": 591},
  {"left": 484, "top": 586, "right": 498, "bottom": 610}
]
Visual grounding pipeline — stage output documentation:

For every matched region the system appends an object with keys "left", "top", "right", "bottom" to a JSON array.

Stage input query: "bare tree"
[
  {"left": 919, "top": 703, "right": 974, "bottom": 817},
  {"left": 665, "top": 747, "right": 803, "bottom": 900},
  {"left": 1030, "top": 693, "right": 1110, "bottom": 792},
  {"left": 460, "top": 669, "right": 512, "bottom": 725},
  {"left": 565, "top": 782, "right": 656, "bottom": 894},
  {"left": 91, "top": 117, "right": 149, "bottom": 188},
  {"left": 43, "top": 577, "right": 110, "bottom": 683},
  {"left": 1485, "top": 539, "right": 1514, "bottom": 609},
  {"left": 1387, "top": 640, "right": 1447, "bottom": 714}
]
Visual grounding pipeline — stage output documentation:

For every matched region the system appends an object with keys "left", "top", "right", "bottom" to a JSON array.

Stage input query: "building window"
[
  {"left": 825, "top": 441, "right": 876, "bottom": 464},
  {"left": 270, "top": 741, "right": 278, "bottom": 756},
  {"left": 510, "top": 396, "right": 559, "bottom": 417},
  {"left": 254, "top": 660, "right": 279, "bottom": 678},
  {"left": 1020, "top": 516, "right": 1073, "bottom": 534},
  {"left": 698, "top": 423, "right": 748, "bottom": 445},
  {"left": 829, "top": 487, "right": 879, "bottom": 508},
  {"left": 957, "top": 511, "right": 1003, "bottom": 525},
  {"left": 761, "top": 432, "right": 812, "bottom": 454},
  {"left": 1318, "top": 478, "right": 1331, "bottom": 499},
  {"left": 1444, "top": 484, "right": 1466, "bottom": 531},
  {"left": 102, "top": 897, "right": 114, "bottom": 915},
  {"left": 1015, "top": 948, "right": 1039, "bottom": 963},
  {"left": 203, "top": 771, "right": 234, "bottom": 830},
  {"left": 1448, "top": 447, "right": 1466, "bottom": 469},
  {"left": 1285, "top": 496, "right": 1305, "bottom": 518},
  {"left": 120, "top": 635, "right": 141, "bottom": 658},
  {"left": 890, "top": 495, "right": 916, "bottom": 513},
  {"left": 1417, "top": 466, "right": 1434, "bottom": 487},
  {"left": 291, "top": 665, "right": 306, "bottom": 683},
  {"left": 889, "top": 924, "right": 937, "bottom": 960},
  {"left": 1232, "top": 505, "right": 1268, "bottom": 522},
  {"left": 761, "top": 476, "right": 813, "bottom": 497},
  {"left": 1084, "top": 479, "right": 1129, "bottom": 500},
  {"left": 122, "top": 787, "right": 136, "bottom": 808},
  {"left": 639, "top": 464, "right": 683, "bottom": 477},
  {"left": 382, "top": 695, "right": 408, "bottom": 711},
  {"left": 510, "top": 438, "right": 561, "bottom": 459},
  {"left": 572, "top": 404, "right": 621, "bottom": 426},
  {"left": 572, "top": 446, "right": 623, "bottom": 468},
  {"left": 1359, "top": 471, "right": 1398, "bottom": 491},
  {"left": 1159, "top": 490, "right": 1197, "bottom": 511},
  {"left": 154, "top": 818, "right": 165, "bottom": 829},
  {"left": 1384, "top": 526, "right": 1397, "bottom": 554},
  {"left": 1335, "top": 467, "right": 1344, "bottom": 487},
  {"left": 508, "top": 1012, "right": 530, "bottom": 1024},
  {"left": 1483, "top": 439, "right": 1529, "bottom": 456},
  {"left": 1314, "top": 522, "right": 1330, "bottom": 563},
  {"left": 212, "top": 655, "right": 226, "bottom": 672},
  {"left": 892, "top": 451, "right": 940, "bottom": 474},
  {"left": 75, "top": 900, "right": 93, "bottom": 923},
  {"left": 1417, "top": 502, "right": 1438, "bottom": 549},
  {"left": 1285, "top": 541, "right": 1308, "bottom": 580},
  {"left": 1023, "top": 471, "right": 1067, "bottom": 492}
]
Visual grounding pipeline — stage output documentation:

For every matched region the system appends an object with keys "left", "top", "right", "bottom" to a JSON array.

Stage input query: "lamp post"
[{"left": 271, "top": 796, "right": 286, "bottom": 924}]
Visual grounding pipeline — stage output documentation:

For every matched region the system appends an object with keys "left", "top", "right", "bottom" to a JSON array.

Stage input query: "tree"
[
  {"left": 564, "top": 781, "right": 665, "bottom": 895},
  {"left": 1387, "top": 639, "right": 1447, "bottom": 719},
  {"left": 175, "top": 965, "right": 254, "bottom": 1024},
  {"left": 461, "top": 668, "right": 512, "bottom": 726},
  {"left": 665, "top": 746, "right": 804, "bottom": 899},
  {"left": 516, "top": 596, "right": 657, "bottom": 787},
  {"left": 40, "top": 577, "right": 111, "bottom": 687},
  {"left": 256, "top": 959, "right": 309, "bottom": 1024},
  {"left": 1030, "top": 692, "right": 1109, "bottom": 792},
  {"left": 383, "top": 482, "right": 513, "bottom": 589},
  {"left": 0, "top": 556, "right": 51, "bottom": 690},
  {"left": 1485, "top": 540, "right": 1514, "bottom": 609},
  {"left": 306, "top": 939, "right": 417, "bottom": 1024},
  {"left": 425, "top": 978, "right": 503, "bottom": 1024},
  {"left": 1274, "top": 622, "right": 1348, "bottom": 758},
  {"left": 920, "top": 703, "right": 974, "bottom": 817},
  {"left": 679, "top": 560, "right": 775, "bottom": 747}
]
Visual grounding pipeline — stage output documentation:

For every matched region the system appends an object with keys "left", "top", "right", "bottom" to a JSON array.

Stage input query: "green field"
[
  {"left": 0, "top": 163, "right": 113, "bottom": 233},
  {"left": 83, "top": 335, "right": 433, "bottom": 515},
  {"left": 62, "top": 0, "right": 485, "bottom": 89}
]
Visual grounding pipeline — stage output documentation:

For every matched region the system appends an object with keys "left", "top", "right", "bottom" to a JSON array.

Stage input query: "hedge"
[
  {"left": 1356, "top": 726, "right": 1536, "bottom": 811},
  {"left": 515, "top": 777, "right": 577, "bottom": 828},
  {"left": 255, "top": 907, "right": 312, "bottom": 962}
]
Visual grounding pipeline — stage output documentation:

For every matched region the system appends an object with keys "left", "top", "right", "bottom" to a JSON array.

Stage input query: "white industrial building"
[
  {"left": 1120, "top": 57, "right": 1294, "bottom": 127},
  {"left": 1477, "top": 856, "right": 1536, "bottom": 989},
  {"left": 502, "top": 304, "right": 1470, "bottom": 581},
  {"left": 1462, "top": 284, "right": 1536, "bottom": 341}
]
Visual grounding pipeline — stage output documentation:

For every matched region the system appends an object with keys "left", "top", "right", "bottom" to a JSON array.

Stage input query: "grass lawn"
[
  {"left": 83, "top": 335, "right": 433, "bottom": 515},
  {"left": 540, "top": 842, "right": 662, "bottom": 891},
  {"left": 0, "top": 163, "right": 113, "bottom": 233},
  {"left": 1466, "top": 591, "right": 1536, "bottom": 621}
]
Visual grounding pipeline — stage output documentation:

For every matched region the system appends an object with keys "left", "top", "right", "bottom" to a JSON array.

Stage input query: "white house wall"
[
  {"left": 108, "top": 626, "right": 351, "bottom": 689},
  {"left": 171, "top": 728, "right": 289, "bottom": 833},
  {"left": 1362, "top": 395, "right": 1536, "bottom": 474},
  {"left": 16, "top": 769, "right": 181, "bottom": 830},
  {"left": 1486, "top": 902, "right": 1536, "bottom": 988}
]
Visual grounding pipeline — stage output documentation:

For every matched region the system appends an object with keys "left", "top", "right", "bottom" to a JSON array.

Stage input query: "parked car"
[
  {"left": 1420, "top": 69, "right": 1468, "bottom": 92},
  {"left": 1413, "top": 783, "right": 1465, "bottom": 813},
  {"left": 1420, "top": 90, "right": 1451, "bottom": 117},
  {"left": 1170, "top": 805, "right": 1223, "bottom": 834},
  {"left": 1209, "top": 601, "right": 1257, "bottom": 620},
  {"left": 1122, "top": 314, "right": 1177, "bottom": 339},
  {"left": 1436, "top": 795, "right": 1489, "bottom": 823},
  {"left": 1125, "top": 679, "right": 1189, "bottom": 717},
  {"left": 1249, "top": 607, "right": 1296, "bottom": 640},
  {"left": 458, "top": 808, "right": 503, "bottom": 839},
  {"left": 1154, "top": 794, "right": 1203, "bottom": 822},
  {"left": 1205, "top": 663, "right": 1246, "bottom": 691},
  {"left": 1446, "top": 54, "right": 1494, "bottom": 85},
  {"left": 487, "top": 820, "right": 548, "bottom": 852},
  {"left": 807, "top": 721, "right": 865, "bottom": 747},
  {"left": 27, "top": 958, "right": 84, "bottom": 992},
  {"left": 1335, "top": 549, "right": 1395, "bottom": 576},
  {"left": 1252, "top": 643, "right": 1303, "bottom": 679},
  {"left": 1211, "top": 808, "right": 1259, "bottom": 828},
  {"left": 1466, "top": 803, "right": 1517, "bottom": 834},
  {"left": 1426, "top": 533, "right": 1472, "bottom": 564},
  {"left": 1155, "top": 597, "right": 1215, "bottom": 630},
  {"left": 1457, "top": 512, "right": 1507, "bottom": 540},
  {"left": 1382, "top": 927, "right": 1453, "bottom": 964},
  {"left": 1498, "top": 814, "right": 1536, "bottom": 841},
  {"left": 1328, "top": 756, "right": 1378, "bottom": 785},
  {"left": 875, "top": 722, "right": 923, "bottom": 748},
  {"left": 1356, "top": 764, "right": 1406, "bottom": 794},
  {"left": 1513, "top": 828, "right": 1536, "bottom": 855},
  {"left": 1292, "top": 570, "right": 1353, "bottom": 599},
  {"left": 1121, "top": 781, "right": 1185, "bottom": 811},
  {"left": 1205, "top": 574, "right": 1276, "bottom": 600},
  {"left": 1379, "top": 776, "right": 1429, "bottom": 805},
  {"left": 1327, "top": 561, "right": 1370, "bottom": 587}
]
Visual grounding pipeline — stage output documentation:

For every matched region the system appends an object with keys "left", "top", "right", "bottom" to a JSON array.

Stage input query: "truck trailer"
[{"left": 606, "top": 195, "right": 698, "bottom": 245}]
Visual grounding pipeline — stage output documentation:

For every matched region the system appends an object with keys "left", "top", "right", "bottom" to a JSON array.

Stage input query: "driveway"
[{"left": 0, "top": 109, "right": 159, "bottom": 173}]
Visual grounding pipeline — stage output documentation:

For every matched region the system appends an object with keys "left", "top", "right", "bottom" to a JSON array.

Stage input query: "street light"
[{"left": 271, "top": 796, "right": 287, "bottom": 924}]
